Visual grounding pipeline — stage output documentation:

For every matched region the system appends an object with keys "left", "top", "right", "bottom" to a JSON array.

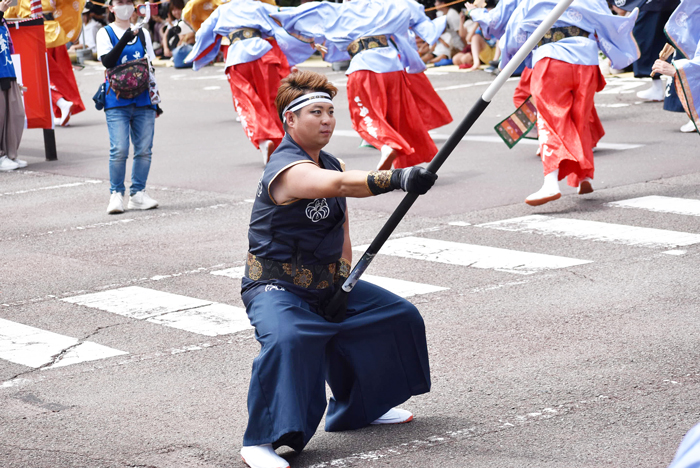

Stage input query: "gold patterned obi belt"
[
  {"left": 245, "top": 253, "right": 341, "bottom": 290},
  {"left": 228, "top": 28, "right": 262, "bottom": 45},
  {"left": 537, "top": 26, "right": 590, "bottom": 47},
  {"left": 347, "top": 35, "right": 390, "bottom": 58}
]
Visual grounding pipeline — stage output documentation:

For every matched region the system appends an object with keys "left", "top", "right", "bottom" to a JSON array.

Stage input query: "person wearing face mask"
[{"left": 96, "top": 0, "right": 160, "bottom": 215}]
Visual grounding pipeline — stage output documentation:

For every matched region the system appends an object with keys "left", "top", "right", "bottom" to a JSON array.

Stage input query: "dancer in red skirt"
[
  {"left": 186, "top": 0, "right": 316, "bottom": 164},
  {"left": 273, "top": 0, "right": 451, "bottom": 170}
]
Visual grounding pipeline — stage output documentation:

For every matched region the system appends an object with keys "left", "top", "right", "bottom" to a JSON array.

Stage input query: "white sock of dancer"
[
  {"left": 240, "top": 444, "right": 289, "bottom": 468},
  {"left": 525, "top": 169, "right": 561, "bottom": 206},
  {"left": 259, "top": 140, "right": 273, "bottom": 166},
  {"left": 57, "top": 98, "right": 73, "bottom": 126},
  {"left": 377, "top": 145, "right": 396, "bottom": 170},
  {"left": 578, "top": 177, "right": 593, "bottom": 195}
]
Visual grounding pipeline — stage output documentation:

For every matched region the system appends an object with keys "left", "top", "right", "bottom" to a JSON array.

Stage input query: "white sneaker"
[
  {"left": 240, "top": 444, "right": 290, "bottom": 468},
  {"left": 371, "top": 407, "right": 414, "bottom": 425},
  {"left": 57, "top": 98, "right": 73, "bottom": 126},
  {"left": 636, "top": 80, "right": 664, "bottom": 102},
  {"left": 127, "top": 190, "right": 159, "bottom": 210},
  {"left": 0, "top": 156, "right": 19, "bottom": 171},
  {"left": 680, "top": 120, "right": 697, "bottom": 133},
  {"left": 107, "top": 192, "right": 124, "bottom": 214},
  {"left": 14, "top": 158, "right": 28, "bottom": 168}
]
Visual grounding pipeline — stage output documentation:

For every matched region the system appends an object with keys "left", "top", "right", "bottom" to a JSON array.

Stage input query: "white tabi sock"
[
  {"left": 240, "top": 444, "right": 289, "bottom": 468},
  {"left": 57, "top": 98, "right": 73, "bottom": 126},
  {"left": 578, "top": 176, "right": 593, "bottom": 195},
  {"left": 371, "top": 407, "right": 414, "bottom": 425},
  {"left": 636, "top": 79, "right": 665, "bottom": 102},
  {"left": 525, "top": 169, "right": 561, "bottom": 206},
  {"left": 681, "top": 120, "right": 697, "bottom": 133},
  {"left": 377, "top": 145, "right": 396, "bottom": 170},
  {"left": 259, "top": 140, "right": 273, "bottom": 166}
]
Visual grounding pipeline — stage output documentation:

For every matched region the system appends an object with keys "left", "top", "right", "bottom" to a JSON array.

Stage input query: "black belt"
[
  {"left": 245, "top": 253, "right": 343, "bottom": 290},
  {"left": 228, "top": 28, "right": 262, "bottom": 44},
  {"left": 347, "top": 35, "right": 390, "bottom": 58},
  {"left": 537, "top": 26, "right": 590, "bottom": 47}
]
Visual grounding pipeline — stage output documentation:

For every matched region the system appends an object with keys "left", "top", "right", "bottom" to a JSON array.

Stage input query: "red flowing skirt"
[
  {"left": 513, "top": 66, "right": 532, "bottom": 108},
  {"left": 347, "top": 70, "right": 438, "bottom": 169},
  {"left": 47, "top": 46, "right": 86, "bottom": 118},
  {"left": 531, "top": 58, "right": 606, "bottom": 187},
  {"left": 405, "top": 72, "right": 452, "bottom": 131},
  {"left": 225, "top": 40, "right": 290, "bottom": 150}
]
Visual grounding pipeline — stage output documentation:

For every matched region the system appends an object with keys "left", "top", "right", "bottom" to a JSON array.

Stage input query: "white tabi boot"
[
  {"left": 259, "top": 140, "right": 273, "bottom": 166},
  {"left": 681, "top": 120, "right": 697, "bottom": 133},
  {"left": 377, "top": 145, "right": 396, "bottom": 170},
  {"left": 636, "top": 79, "right": 664, "bottom": 102},
  {"left": 525, "top": 169, "right": 561, "bottom": 206},
  {"left": 57, "top": 98, "right": 73, "bottom": 126},
  {"left": 370, "top": 407, "right": 414, "bottom": 425},
  {"left": 578, "top": 177, "right": 593, "bottom": 195},
  {"left": 240, "top": 444, "right": 290, "bottom": 468}
]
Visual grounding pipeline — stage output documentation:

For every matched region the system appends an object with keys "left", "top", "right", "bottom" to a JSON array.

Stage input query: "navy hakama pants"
[{"left": 242, "top": 280, "right": 431, "bottom": 452}]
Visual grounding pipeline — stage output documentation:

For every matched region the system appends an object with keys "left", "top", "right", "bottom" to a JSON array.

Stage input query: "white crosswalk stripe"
[
  {"left": 62, "top": 286, "right": 252, "bottom": 337},
  {"left": 210, "top": 267, "right": 449, "bottom": 298},
  {"left": 354, "top": 237, "right": 592, "bottom": 275},
  {"left": 608, "top": 195, "right": 700, "bottom": 217},
  {"left": 0, "top": 318, "right": 127, "bottom": 369},
  {"left": 477, "top": 214, "right": 700, "bottom": 249}
]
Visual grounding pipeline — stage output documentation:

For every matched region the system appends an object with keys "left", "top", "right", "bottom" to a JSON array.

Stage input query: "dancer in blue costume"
[
  {"left": 271, "top": 0, "right": 451, "bottom": 170},
  {"left": 239, "top": 70, "right": 437, "bottom": 468},
  {"left": 186, "top": 0, "right": 318, "bottom": 164},
  {"left": 652, "top": 0, "right": 700, "bottom": 134}
]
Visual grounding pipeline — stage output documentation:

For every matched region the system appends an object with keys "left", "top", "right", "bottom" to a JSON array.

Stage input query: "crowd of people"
[{"left": 2, "top": 1, "right": 700, "bottom": 467}]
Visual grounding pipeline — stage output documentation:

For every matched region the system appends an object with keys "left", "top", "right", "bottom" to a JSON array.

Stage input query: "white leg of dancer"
[
  {"left": 57, "top": 98, "right": 73, "bottom": 126},
  {"left": 681, "top": 120, "right": 697, "bottom": 133},
  {"left": 578, "top": 177, "right": 593, "bottom": 195},
  {"left": 636, "top": 79, "right": 664, "bottom": 102},
  {"left": 240, "top": 444, "right": 289, "bottom": 468},
  {"left": 370, "top": 407, "right": 414, "bottom": 425},
  {"left": 259, "top": 140, "right": 273, "bottom": 166},
  {"left": 525, "top": 169, "right": 561, "bottom": 206},
  {"left": 377, "top": 145, "right": 396, "bottom": 170}
]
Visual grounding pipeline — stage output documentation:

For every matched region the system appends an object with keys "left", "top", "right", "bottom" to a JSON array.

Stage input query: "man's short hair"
[{"left": 276, "top": 70, "right": 338, "bottom": 123}]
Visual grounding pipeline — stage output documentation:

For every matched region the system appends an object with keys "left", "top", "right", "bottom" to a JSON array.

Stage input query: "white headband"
[{"left": 282, "top": 92, "right": 333, "bottom": 123}]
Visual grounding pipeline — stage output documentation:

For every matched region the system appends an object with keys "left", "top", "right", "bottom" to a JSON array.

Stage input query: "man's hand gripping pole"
[{"left": 323, "top": 0, "right": 577, "bottom": 322}]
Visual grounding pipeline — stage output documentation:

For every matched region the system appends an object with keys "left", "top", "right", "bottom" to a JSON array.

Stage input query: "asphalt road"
[{"left": 1, "top": 59, "right": 699, "bottom": 468}]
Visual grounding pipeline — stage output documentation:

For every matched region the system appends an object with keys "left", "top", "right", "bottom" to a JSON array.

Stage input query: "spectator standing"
[
  {"left": 96, "top": 0, "right": 160, "bottom": 214},
  {"left": 0, "top": 0, "right": 26, "bottom": 172}
]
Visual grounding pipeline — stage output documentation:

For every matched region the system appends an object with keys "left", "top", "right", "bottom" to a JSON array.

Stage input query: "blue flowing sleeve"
[
  {"left": 186, "top": 6, "right": 222, "bottom": 70},
  {"left": 404, "top": 0, "right": 446, "bottom": 46},
  {"left": 469, "top": 0, "right": 519, "bottom": 40}
]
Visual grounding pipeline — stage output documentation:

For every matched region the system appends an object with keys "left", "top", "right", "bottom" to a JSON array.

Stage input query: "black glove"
[{"left": 390, "top": 167, "right": 438, "bottom": 195}]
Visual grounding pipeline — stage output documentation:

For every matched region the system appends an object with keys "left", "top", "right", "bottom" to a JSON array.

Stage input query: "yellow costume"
[
  {"left": 183, "top": 0, "right": 275, "bottom": 32},
  {"left": 7, "top": 0, "right": 86, "bottom": 48}
]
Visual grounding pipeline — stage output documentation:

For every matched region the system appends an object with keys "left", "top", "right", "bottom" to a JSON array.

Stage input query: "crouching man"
[{"left": 239, "top": 70, "right": 436, "bottom": 468}]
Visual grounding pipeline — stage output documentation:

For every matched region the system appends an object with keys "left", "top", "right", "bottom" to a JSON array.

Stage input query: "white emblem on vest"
[{"left": 306, "top": 198, "right": 330, "bottom": 222}]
